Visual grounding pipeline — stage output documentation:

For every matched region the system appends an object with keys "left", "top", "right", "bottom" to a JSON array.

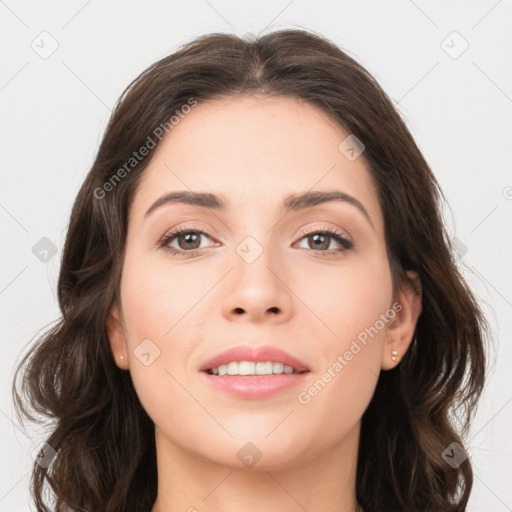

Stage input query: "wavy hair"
[{"left": 12, "top": 28, "right": 489, "bottom": 511}]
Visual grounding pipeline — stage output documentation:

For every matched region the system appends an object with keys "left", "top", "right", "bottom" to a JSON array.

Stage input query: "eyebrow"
[{"left": 144, "top": 190, "right": 375, "bottom": 229}]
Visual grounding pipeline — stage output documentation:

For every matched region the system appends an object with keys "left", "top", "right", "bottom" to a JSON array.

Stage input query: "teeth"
[
  {"left": 273, "top": 362, "right": 284, "bottom": 373},
  {"left": 208, "top": 361, "right": 300, "bottom": 376},
  {"left": 227, "top": 362, "right": 239, "bottom": 375}
]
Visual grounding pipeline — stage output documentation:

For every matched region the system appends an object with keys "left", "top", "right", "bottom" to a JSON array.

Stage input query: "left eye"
[{"left": 295, "top": 230, "right": 352, "bottom": 252}]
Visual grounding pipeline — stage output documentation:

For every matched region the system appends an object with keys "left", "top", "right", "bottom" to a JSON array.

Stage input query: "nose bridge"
[
  {"left": 234, "top": 229, "right": 282, "bottom": 294},
  {"left": 230, "top": 198, "right": 281, "bottom": 268}
]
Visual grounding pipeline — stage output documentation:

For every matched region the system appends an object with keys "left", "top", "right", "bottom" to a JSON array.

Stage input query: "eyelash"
[{"left": 157, "top": 224, "right": 354, "bottom": 258}]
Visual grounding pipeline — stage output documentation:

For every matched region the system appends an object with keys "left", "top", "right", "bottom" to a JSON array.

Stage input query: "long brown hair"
[{"left": 12, "top": 28, "right": 489, "bottom": 511}]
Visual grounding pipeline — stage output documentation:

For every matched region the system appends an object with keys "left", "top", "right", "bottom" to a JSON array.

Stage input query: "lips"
[{"left": 199, "top": 345, "right": 310, "bottom": 374}]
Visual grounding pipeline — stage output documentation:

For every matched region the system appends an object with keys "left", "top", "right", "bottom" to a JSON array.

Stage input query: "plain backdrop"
[{"left": 1, "top": 1, "right": 511, "bottom": 510}]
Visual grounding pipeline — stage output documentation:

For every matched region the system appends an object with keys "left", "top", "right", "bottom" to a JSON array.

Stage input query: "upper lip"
[{"left": 199, "top": 345, "right": 310, "bottom": 373}]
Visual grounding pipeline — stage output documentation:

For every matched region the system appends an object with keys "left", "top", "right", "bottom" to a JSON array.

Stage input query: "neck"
[{"left": 151, "top": 422, "right": 362, "bottom": 512}]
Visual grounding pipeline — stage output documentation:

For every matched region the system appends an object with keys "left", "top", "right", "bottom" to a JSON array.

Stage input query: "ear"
[
  {"left": 106, "top": 301, "right": 129, "bottom": 370},
  {"left": 381, "top": 270, "right": 422, "bottom": 370}
]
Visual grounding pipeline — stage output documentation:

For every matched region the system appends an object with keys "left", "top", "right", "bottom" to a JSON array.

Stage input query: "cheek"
[
  {"left": 294, "top": 297, "right": 389, "bottom": 451},
  {"left": 294, "top": 249, "right": 393, "bottom": 347},
  {"left": 116, "top": 252, "right": 193, "bottom": 406},
  {"left": 293, "top": 254, "right": 392, "bottom": 416},
  {"left": 119, "top": 248, "right": 209, "bottom": 339}
]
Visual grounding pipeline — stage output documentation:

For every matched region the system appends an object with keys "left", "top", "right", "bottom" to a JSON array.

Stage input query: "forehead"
[{"left": 130, "top": 94, "right": 383, "bottom": 231}]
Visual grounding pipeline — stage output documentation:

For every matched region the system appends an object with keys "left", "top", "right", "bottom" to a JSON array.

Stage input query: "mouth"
[
  {"left": 204, "top": 361, "right": 309, "bottom": 376},
  {"left": 199, "top": 345, "right": 311, "bottom": 398},
  {"left": 199, "top": 344, "right": 311, "bottom": 374}
]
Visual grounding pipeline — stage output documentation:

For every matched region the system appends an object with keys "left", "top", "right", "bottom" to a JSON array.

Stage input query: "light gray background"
[{"left": 1, "top": 1, "right": 511, "bottom": 510}]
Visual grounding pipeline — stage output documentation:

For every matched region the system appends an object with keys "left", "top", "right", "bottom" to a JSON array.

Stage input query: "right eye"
[{"left": 158, "top": 227, "right": 218, "bottom": 256}]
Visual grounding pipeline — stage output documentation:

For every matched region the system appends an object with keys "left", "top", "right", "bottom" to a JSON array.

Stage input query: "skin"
[{"left": 107, "top": 94, "right": 422, "bottom": 512}]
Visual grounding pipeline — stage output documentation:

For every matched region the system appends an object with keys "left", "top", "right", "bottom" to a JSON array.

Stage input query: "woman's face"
[{"left": 108, "top": 94, "right": 419, "bottom": 470}]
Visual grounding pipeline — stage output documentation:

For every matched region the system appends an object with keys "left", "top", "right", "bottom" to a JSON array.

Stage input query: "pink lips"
[
  {"left": 198, "top": 345, "right": 310, "bottom": 373},
  {"left": 199, "top": 345, "right": 311, "bottom": 399},
  {"left": 201, "top": 372, "right": 309, "bottom": 398}
]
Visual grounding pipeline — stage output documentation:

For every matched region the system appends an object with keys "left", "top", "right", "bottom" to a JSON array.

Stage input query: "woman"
[{"left": 12, "top": 28, "right": 489, "bottom": 512}]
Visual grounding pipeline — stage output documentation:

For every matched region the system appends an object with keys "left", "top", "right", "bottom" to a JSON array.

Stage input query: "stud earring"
[
  {"left": 120, "top": 355, "right": 124, "bottom": 360},
  {"left": 391, "top": 350, "right": 399, "bottom": 363}
]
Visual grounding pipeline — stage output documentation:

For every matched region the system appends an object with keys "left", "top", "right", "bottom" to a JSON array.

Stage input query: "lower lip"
[{"left": 200, "top": 371, "right": 310, "bottom": 398}]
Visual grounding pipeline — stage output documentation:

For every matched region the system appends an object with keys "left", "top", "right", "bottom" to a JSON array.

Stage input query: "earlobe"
[
  {"left": 106, "top": 301, "right": 129, "bottom": 369},
  {"left": 381, "top": 270, "right": 422, "bottom": 370}
]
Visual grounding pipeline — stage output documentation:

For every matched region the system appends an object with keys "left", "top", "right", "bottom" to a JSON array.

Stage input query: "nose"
[{"left": 221, "top": 247, "right": 294, "bottom": 324}]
